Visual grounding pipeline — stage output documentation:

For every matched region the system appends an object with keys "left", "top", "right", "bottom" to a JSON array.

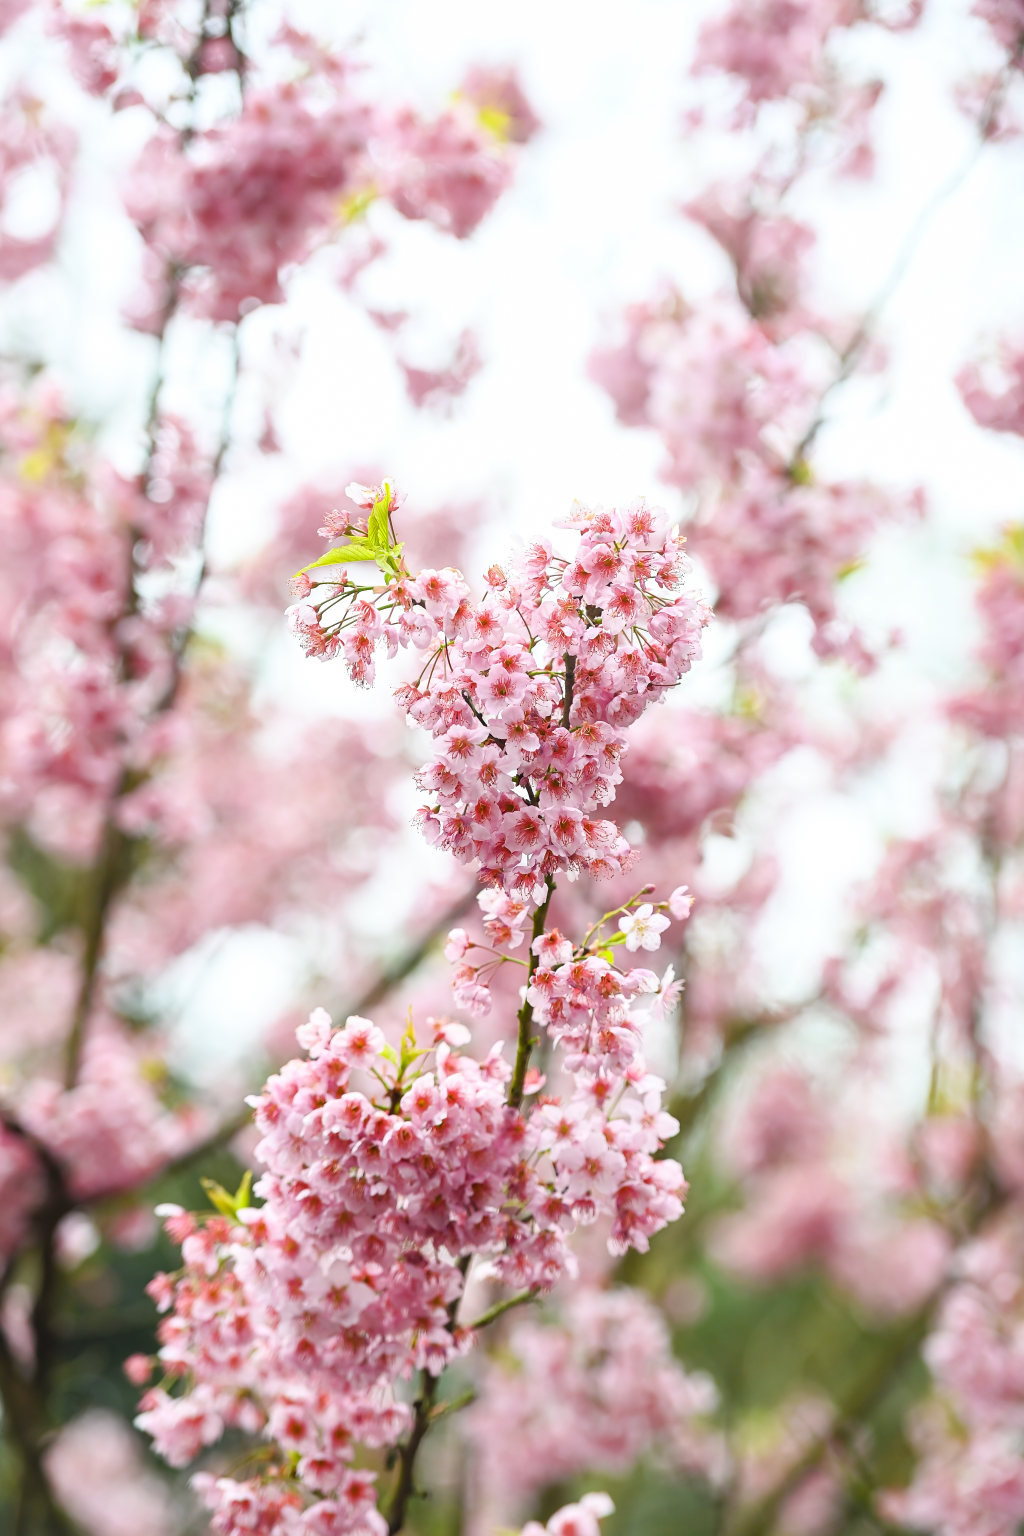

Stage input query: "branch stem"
[
  {"left": 465, "top": 1286, "right": 540, "bottom": 1332},
  {"left": 386, "top": 1370, "right": 439, "bottom": 1535},
  {"left": 508, "top": 877, "right": 554, "bottom": 1110}
]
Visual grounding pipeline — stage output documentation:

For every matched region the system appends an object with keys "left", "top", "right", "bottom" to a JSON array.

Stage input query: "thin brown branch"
[
  {"left": 561, "top": 651, "right": 576, "bottom": 730},
  {"left": 386, "top": 1369, "right": 440, "bottom": 1535}
]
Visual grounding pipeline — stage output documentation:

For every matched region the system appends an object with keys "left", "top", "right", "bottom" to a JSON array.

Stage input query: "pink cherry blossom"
[
  {"left": 520, "top": 1493, "right": 615, "bottom": 1536},
  {"left": 468, "top": 1289, "right": 723, "bottom": 1519}
]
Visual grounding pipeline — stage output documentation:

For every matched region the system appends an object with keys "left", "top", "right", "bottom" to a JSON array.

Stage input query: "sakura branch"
[{"left": 133, "top": 482, "right": 710, "bottom": 1533}]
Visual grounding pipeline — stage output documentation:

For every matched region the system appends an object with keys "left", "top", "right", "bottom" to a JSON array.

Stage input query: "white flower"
[
  {"left": 619, "top": 903, "right": 671, "bottom": 952},
  {"left": 669, "top": 885, "right": 694, "bottom": 920}
]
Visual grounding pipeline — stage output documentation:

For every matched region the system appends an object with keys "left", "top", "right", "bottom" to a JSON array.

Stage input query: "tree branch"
[
  {"left": 561, "top": 652, "right": 576, "bottom": 730},
  {"left": 385, "top": 1253, "right": 472, "bottom": 1534},
  {"left": 508, "top": 877, "right": 554, "bottom": 1109},
  {"left": 465, "top": 1285, "right": 540, "bottom": 1332},
  {"left": 723, "top": 1312, "right": 930, "bottom": 1536},
  {"left": 386, "top": 1369, "right": 440, "bottom": 1535}
]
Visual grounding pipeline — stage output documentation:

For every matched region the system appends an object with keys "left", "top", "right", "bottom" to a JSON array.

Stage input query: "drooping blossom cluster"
[{"left": 466, "top": 1286, "right": 724, "bottom": 1517}]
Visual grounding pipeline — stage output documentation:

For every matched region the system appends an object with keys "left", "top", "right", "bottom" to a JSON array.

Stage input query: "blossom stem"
[
  {"left": 428, "top": 1388, "right": 476, "bottom": 1423},
  {"left": 508, "top": 876, "right": 555, "bottom": 1109},
  {"left": 465, "top": 1285, "right": 541, "bottom": 1331},
  {"left": 386, "top": 1369, "right": 440, "bottom": 1535},
  {"left": 561, "top": 651, "right": 576, "bottom": 729},
  {"left": 386, "top": 1253, "right": 473, "bottom": 1534}
]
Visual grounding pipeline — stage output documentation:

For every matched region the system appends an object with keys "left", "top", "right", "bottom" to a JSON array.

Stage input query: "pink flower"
[
  {"left": 522, "top": 1496, "right": 616, "bottom": 1536},
  {"left": 335, "top": 1016, "right": 386, "bottom": 1068},
  {"left": 444, "top": 928, "right": 472, "bottom": 962},
  {"left": 123, "top": 1354, "right": 155, "bottom": 1386},
  {"left": 532, "top": 929, "right": 574, "bottom": 965}
]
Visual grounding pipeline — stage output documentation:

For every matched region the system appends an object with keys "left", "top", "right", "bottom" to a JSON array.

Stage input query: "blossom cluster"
[
  {"left": 125, "top": 54, "right": 515, "bottom": 328},
  {"left": 139, "top": 984, "right": 687, "bottom": 1532},
  {"left": 467, "top": 1286, "right": 724, "bottom": 1515},
  {"left": 881, "top": 1222, "right": 1024, "bottom": 1536},
  {"left": 291, "top": 482, "right": 710, "bottom": 908}
]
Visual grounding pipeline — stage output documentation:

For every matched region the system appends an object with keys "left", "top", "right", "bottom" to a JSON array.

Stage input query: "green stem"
[
  {"left": 465, "top": 1286, "right": 540, "bottom": 1332},
  {"left": 561, "top": 652, "right": 576, "bottom": 730},
  {"left": 508, "top": 877, "right": 554, "bottom": 1110},
  {"left": 428, "top": 1389, "right": 476, "bottom": 1424}
]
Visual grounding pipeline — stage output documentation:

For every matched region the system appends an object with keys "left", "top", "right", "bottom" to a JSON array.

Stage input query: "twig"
[
  {"left": 386, "top": 1253, "right": 472, "bottom": 1534},
  {"left": 508, "top": 877, "right": 554, "bottom": 1109},
  {"left": 386, "top": 1370, "right": 440, "bottom": 1535},
  {"left": 465, "top": 1286, "right": 540, "bottom": 1332},
  {"left": 793, "top": 46, "right": 1024, "bottom": 464},
  {"left": 428, "top": 1389, "right": 476, "bottom": 1423},
  {"left": 561, "top": 652, "right": 576, "bottom": 730}
]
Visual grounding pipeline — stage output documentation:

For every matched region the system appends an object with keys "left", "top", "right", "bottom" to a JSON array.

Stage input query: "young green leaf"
[
  {"left": 293, "top": 540, "right": 379, "bottom": 578},
  {"left": 367, "top": 498, "right": 391, "bottom": 551},
  {"left": 201, "top": 1169, "right": 254, "bottom": 1219},
  {"left": 201, "top": 1178, "right": 238, "bottom": 1219}
]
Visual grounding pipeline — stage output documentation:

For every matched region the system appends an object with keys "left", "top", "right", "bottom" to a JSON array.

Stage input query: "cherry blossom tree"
[{"left": 4, "top": 0, "right": 1024, "bottom": 1534}]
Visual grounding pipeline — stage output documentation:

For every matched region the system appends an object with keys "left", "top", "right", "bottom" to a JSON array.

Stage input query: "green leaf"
[
  {"left": 372, "top": 541, "right": 406, "bottom": 580},
  {"left": 380, "top": 1043, "right": 400, "bottom": 1067},
  {"left": 201, "top": 1178, "right": 237, "bottom": 1219},
  {"left": 367, "top": 498, "right": 390, "bottom": 552},
  {"left": 293, "top": 539, "right": 379, "bottom": 578},
  {"left": 201, "top": 1168, "right": 254, "bottom": 1219}
]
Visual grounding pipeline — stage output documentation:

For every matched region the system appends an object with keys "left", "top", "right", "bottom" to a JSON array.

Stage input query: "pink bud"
[{"left": 124, "top": 1353, "right": 155, "bottom": 1385}]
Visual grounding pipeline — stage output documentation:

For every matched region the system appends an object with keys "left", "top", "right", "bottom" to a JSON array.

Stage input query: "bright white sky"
[{"left": 5, "top": 0, "right": 1024, "bottom": 1083}]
